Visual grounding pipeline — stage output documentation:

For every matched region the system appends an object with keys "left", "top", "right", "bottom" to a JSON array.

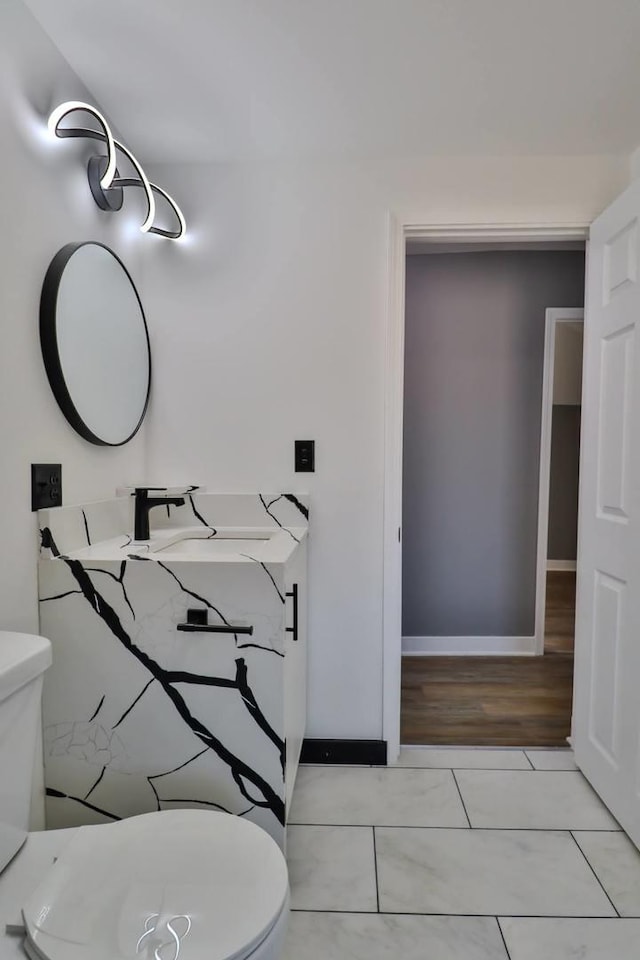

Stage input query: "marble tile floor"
[{"left": 283, "top": 748, "right": 640, "bottom": 959}]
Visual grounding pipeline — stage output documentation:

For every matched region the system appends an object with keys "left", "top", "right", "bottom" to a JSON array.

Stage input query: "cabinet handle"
[
  {"left": 286, "top": 583, "right": 299, "bottom": 642},
  {"left": 177, "top": 622, "right": 254, "bottom": 635},
  {"left": 177, "top": 609, "right": 253, "bottom": 635}
]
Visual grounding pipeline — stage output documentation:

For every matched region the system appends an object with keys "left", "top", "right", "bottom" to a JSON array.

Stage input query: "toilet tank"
[{"left": 0, "top": 633, "right": 51, "bottom": 873}]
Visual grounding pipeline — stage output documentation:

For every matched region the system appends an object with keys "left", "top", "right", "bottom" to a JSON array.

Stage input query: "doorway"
[
  {"left": 398, "top": 245, "right": 585, "bottom": 747},
  {"left": 538, "top": 310, "right": 584, "bottom": 661}
]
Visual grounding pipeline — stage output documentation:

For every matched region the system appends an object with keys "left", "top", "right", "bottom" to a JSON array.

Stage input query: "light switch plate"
[{"left": 295, "top": 440, "right": 315, "bottom": 472}]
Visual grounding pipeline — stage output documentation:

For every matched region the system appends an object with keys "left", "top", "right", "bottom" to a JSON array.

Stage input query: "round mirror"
[{"left": 40, "top": 242, "right": 151, "bottom": 446}]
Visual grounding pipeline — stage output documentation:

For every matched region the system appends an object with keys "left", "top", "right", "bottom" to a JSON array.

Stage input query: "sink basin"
[{"left": 155, "top": 537, "right": 269, "bottom": 558}]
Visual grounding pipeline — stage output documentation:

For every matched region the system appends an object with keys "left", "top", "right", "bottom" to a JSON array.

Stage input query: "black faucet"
[{"left": 134, "top": 487, "right": 186, "bottom": 540}]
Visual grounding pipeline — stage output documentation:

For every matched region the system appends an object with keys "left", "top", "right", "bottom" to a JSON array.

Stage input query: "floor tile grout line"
[
  {"left": 451, "top": 769, "right": 472, "bottom": 828},
  {"left": 570, "top": 830, "right": 621, "bottom": 918},
  {"left": 303, "top": 764, "right": 579, "bottom": 772},
  {"left": 496, "top": 917, "right": 513, "bottom": 959},
  {"left": 289, "top": 907, "right": 626, "bottom": 918},
  {"left": 288, "top": 822, "right": 621, "bottom": 832},
  {"left": 390, "top": 761, "right": 584, "bottom": 776},
  {"left": 513, "top": 767, "right": 579, "bottom": 773},
  {"left": 372, "top": 826, "right": 380, "bottom": 912},
  {"left": 389, "top": 765, "right": 536, "bottom": 771}
]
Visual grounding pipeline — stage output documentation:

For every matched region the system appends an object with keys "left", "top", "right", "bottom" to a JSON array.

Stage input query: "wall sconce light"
[{"left": 48, "top": 101, "right": 186, "bottom": 240}]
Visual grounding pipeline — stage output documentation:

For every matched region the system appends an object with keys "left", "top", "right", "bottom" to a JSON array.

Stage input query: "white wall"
[
  {"left": 142, "top": 155, "right": 628, "bottom": 740},
  {"left": 0, "top": 0, "right": 148, "bottom": 635}
]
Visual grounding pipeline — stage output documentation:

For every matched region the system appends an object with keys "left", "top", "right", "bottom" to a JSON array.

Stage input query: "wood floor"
[
  {"left": 401, "top": 572, "right": 576, "bottom": 747},
  {"left": 544, "top": 570, "right": 576, "bottom": 654}
]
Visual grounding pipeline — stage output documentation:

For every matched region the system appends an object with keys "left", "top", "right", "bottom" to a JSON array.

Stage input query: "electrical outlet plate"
[
  {"left": 295, "top": 440, "right": 315, "bottom": 472},
  {"left": 31, "top": 464, "right": 62, "bottom": 511}
]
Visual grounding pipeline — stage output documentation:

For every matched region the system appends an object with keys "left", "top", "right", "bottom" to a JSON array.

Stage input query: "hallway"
[{"left": 401, "top": 571, "right": 576, "bottom": 746}]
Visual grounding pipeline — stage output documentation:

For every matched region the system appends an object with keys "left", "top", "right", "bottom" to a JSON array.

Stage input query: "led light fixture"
[{"left": 49, "top": 101, "right": 185, "bottom": 240}]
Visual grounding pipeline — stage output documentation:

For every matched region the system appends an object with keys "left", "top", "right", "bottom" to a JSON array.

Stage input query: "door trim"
[
  {"left": 534, "top": 308, "right": 585, "bottom": 656},
  {"left": 383, "top": 219, "right": 590, "bottom": 763}
]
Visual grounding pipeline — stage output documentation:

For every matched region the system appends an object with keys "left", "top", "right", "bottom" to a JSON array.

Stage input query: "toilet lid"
[{"left": 22, "top": 810, "right": 288, "bottom": 960}]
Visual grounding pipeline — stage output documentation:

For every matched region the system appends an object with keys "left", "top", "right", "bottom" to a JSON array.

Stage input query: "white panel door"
[{"left": 574, "top": 181, "right": 640, "bottom": 847}]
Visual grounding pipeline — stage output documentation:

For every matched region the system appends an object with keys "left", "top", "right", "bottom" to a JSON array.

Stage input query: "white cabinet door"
[
  {"left": 284, "top": 540, "right": 307, "bottom": 816},
  {"left": 573, "top": 180, "right": 640, "bottom": 847}
]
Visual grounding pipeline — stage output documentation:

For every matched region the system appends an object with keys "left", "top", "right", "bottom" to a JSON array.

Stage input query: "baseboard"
[
  {"left": 402, "top": 635, "right": 537, "bottom": 656},
  {"left": 300, "top": 739, "right": 387, "bottom": 766},
  {"left": 547, "top": 559, "right": 577, "bottom": 571}
]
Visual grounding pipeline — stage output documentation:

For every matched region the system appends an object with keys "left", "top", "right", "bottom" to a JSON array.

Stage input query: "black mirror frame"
[{"left": 40, "top": 241, "right": 152, "bottom": 447}]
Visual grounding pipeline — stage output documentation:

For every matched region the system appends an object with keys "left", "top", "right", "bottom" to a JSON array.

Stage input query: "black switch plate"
[
  {"left": 295, "top": 440, "right": 315, "bottom": 473},
  {"left": 31, "top": 464, "right": 62, "bottom": 511}
]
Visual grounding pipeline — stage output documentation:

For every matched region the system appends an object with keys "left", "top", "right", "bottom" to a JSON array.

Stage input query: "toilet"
[{"left": 0, "top": 633, "right": 290, "bottom": 960}]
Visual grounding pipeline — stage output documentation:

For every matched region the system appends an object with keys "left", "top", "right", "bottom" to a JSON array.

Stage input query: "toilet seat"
[{"left": 21, "top": 810, "right": 289, "bottom": 960}]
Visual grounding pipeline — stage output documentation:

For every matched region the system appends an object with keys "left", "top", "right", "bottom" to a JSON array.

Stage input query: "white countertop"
[{"left": 58, "top": 525, "right": 306, "bottom": 565}]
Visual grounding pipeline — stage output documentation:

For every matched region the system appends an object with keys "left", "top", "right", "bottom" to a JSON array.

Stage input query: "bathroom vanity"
[{"left": 37, "top": 492, "right": 308, "bottom": 848}]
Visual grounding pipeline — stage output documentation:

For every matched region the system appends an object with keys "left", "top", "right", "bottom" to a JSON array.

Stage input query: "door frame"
[
  {"left": 383, "top": 218, "right": 590, "bottom": 763},
  {"left": 534, "top": 307, "right": 585, "bottom": 656}
]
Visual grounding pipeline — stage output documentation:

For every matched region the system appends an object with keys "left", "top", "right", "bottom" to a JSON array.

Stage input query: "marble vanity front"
[{"left": 37, "top": 493, "right": 308, "bottom": 848}]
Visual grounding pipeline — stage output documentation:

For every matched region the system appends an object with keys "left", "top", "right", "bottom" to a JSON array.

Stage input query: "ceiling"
[{"left": 22, "top": 0, "right": 640, "bottom": 163}]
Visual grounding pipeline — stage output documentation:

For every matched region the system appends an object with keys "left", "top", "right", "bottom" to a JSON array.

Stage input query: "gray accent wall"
[{"left": 402, "top": 251, "right": 585, "bottom": 638}]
